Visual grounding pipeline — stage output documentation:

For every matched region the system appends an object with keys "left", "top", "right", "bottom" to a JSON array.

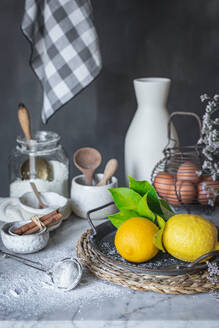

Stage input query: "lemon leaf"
[
  {"left": 160, "top": 199, "right": 173, "bottom": 212},
  {"left": 147, "top": 193, "right": 164, "bottom": 217},
  {"left": 108, "top": 188, "right": 142, "bottom": 212},
  {"left": 154, "top": 228, "right": 165, "bottom": 252},
  {"left": 159, "top": 199, "right": 174, "bottom": 220},
  {"left": 129, "top": 176, "right": 154, "bottom": 196},
  {"left": 108, "top": 210, "right": 138, "bottom": 228},
  {"left": 136, "top": 193, "right": 155, "bottom": 222},
  {"left": 129, "top": 176, "right": 164, "bottom": 216},
  {"left": 156, "top": 215, "right": 166, "bottom": 229}
]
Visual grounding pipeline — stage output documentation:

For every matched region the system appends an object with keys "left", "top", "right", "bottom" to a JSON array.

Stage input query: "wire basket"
[{"left": 151, "top": 112, "right": 219, "bottom": 212}]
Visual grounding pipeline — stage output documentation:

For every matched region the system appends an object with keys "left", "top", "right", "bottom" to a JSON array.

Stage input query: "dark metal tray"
[{"left": 87, "top": 202, "right": 219, "bottom": 276}]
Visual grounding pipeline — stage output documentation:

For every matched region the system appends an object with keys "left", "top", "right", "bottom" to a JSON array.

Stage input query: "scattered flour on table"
[
  {"left": 0, "top": 254, "right": 131, "bottom": 320},
  {"left": 9, "top": 289, "right": 20, "bottom": 297},
  {"left": 10, "top": 160, "right": 69, "bottom": 198}
]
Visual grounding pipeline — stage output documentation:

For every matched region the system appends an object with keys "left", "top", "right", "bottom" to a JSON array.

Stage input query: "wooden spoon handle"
[
  {"left": 97, "top": 159, "right": 118, "bottom": 186},
  {"left": 84, "top": 170, "right": 94, "bottom": 186},
  {"left": 18, "top": 103, "right": 32, "bottom": 141},
  {"left": 30, "top": 182, "right": 47, "bottom": 209}
]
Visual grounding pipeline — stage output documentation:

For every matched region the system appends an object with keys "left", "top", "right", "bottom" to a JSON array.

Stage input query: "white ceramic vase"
[{"left": 125, "top": 77, "right": 178, "bottom": 184}]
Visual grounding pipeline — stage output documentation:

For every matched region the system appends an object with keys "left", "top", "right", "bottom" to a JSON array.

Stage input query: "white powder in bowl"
[{"left": 10, "top": 160, "right": 69, "bottom": 198}]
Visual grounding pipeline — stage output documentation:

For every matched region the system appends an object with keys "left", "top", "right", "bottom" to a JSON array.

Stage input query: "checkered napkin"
[{"left": 22, "top": 0, "right": 102, "bottom": 123}]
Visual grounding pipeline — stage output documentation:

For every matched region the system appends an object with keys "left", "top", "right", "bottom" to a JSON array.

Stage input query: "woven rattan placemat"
[{"left": 76, "top": 229, "right": 219, "bottom": 295}]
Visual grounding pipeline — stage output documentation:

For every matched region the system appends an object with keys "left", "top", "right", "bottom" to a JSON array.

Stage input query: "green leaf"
[
  {"left": 147, "top": 193, "right": 163, "bottom": 217},
  {"left": 129, "top": 175, "right": 151, "bottom": 196},
  {"left": 108, "top": 210, "right": 139, "bottom": 228},
  {"left": 156, "top": 215, "right": 166, "bottom": 229},
  {"left": 159, "top": 199, "right": 173, "bottom": 212},
  {"left": 136, "top": 193, "right": 155, "bottom": 222},
  {"left": 154, "top": 228, "right": 165, "bottom": 253},
  {"left": 129, "top": 176, "right": 163, "bottom": 216},
  {"left": 108, "top": 188, "right": 142, "bottom": 211},
  {"left": 159, "top": 199, "right": 174, "bottom": 220},
  {"left": 154, "top": 215, "right": 166, "bottom": 252}
]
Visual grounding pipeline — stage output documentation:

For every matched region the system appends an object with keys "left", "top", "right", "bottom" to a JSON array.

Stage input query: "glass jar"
[{"left": 9, "top": 131, "right": 69, "bottom": 198}]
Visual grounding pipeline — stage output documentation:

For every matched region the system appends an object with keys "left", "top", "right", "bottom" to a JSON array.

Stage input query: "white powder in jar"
[{"left": 10, "top": 160, "right": 69, "bottom": 198}]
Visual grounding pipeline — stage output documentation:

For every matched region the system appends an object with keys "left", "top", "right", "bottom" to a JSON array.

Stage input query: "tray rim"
[{"left": 88, "top": 219, "right": 219, "bottom": 276}]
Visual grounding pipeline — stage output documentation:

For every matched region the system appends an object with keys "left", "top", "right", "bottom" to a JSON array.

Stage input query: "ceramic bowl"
[
  {"left": 70, "top": 173, "right": 118, "bottom": 219},
  {"left": 1, "top": 221, "right": 49, "bottom": 254},
  {"left": 19, "top": 191, "right": 72, "bottom": 221}
]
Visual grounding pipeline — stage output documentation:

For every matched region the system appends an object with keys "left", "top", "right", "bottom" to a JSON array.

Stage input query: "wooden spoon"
[
  {"left": 73, "top": 147, "right": 102, "bottom": 186},
  {"left": 18, "top": 104, "right": 32, "bottom": 141},
  {"left": 30, "top": 182, "right": 47, "bottom": 209},
  {"left": 97, "top": 159, "right": 118, "bottom": 186},
  {"left": 18, "top": 104, "right": 52, "bottom": 180}
]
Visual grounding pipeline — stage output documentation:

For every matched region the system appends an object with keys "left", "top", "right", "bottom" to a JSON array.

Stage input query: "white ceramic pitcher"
[{"left": 124, "top": 77, "right": 178, "bottom": 184}]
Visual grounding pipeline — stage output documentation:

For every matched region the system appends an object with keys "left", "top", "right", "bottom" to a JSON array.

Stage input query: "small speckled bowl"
[
  {"left": 70, "top": 173, "right": 118, "bottom": 219},
  {"left": 1, "top": 221, "right": 49, "bottom": 254}
]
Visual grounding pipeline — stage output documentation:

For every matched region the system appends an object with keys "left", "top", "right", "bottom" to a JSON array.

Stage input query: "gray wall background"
[{"left": 0, "top": 0, "right": 219, "bottom": 196}]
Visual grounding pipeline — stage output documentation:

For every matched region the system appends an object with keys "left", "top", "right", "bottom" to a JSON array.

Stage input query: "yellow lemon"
[
  {"left": 215, "top": 241, "right": 219, "bottom": 251},
  {"left": 163, "top": 214, "right": 218, "bottom": 262},
  {"left": 115, "top": 217, "right": 159, "bottom": 263}
]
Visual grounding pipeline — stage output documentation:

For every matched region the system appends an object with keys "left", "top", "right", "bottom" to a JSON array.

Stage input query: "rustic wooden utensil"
[
  {"left": 18, "top": 104, "right": 52, "bottom": 180},
  {"left": 97, "top": 159, "right": 118, "bottom": 186},
  {"left": 73, "top": 147, "right": 102, "bottom": 186},
  {"left": 17, "top": 104, "right": 32, "bottom": 141},
  {"left": 30, "top": 182, "right": 47, "bottom": 209}
]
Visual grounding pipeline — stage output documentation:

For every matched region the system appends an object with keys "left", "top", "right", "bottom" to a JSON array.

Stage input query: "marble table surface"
[{"left": 0, "top": 198, "right": 219, "bottom": 328}]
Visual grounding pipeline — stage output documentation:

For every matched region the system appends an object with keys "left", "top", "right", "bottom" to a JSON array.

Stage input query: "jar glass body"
[{"left": 9, "top": 131, "right": 69, "bottom": 198}]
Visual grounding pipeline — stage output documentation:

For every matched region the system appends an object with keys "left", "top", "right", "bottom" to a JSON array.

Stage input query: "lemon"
[
  {"left": 163, "top": 214, "right": 218, "bottom": 262},
  {"left": 115, "top": 217, "right": 159, "bottom": 263},
  {"left": 215, "top": 241, "right": 219, "bottom": 251}
]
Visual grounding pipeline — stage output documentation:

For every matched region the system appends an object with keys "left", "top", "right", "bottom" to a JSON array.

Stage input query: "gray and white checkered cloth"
[{"left": 22, "top": 0, "right": 102, "bottom": 123}]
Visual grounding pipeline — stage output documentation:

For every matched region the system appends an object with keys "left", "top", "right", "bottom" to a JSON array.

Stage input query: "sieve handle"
[
  {"left": 87, "top": 202, "right": 114, "bottom": 235},
  {"left": 167, "top": 111, "right": 202, "bottom": 145},
  {"left": 0, "top": 249, "right": 47, "bottom": 272}
]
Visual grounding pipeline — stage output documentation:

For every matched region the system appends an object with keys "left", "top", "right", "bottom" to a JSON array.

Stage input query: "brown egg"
[
  {"left": 198, "top": 176, "right": 219, "bottom": 205},
  {"left": 164, "top": 181, "right": 197, "bottom": 206},
  {"left": 154, "top": 172, "right": 174, "bottom": 199},
  {"left": 177, "top": 162, "right": 200, "bottom": 184},
  {"left": 176, "top": 181, "right": 197, "bottom": 204},
  {"left": 165, "top": 184, "right": 180, "bottom": 206}
]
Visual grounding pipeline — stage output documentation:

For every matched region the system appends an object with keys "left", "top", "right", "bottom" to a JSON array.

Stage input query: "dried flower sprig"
[
  {"left": 206, "top": 261, "right": 219, "bottom": 285},
  {"left": 197, "top": 94, "right": 219, "bottom": 206},
  {"left": 198, "top": 94, "right": 219, "bottom": 178}
]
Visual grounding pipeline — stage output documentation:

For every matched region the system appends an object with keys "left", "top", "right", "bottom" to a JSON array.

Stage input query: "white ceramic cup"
[{"left": 70, "top": 173, "right": 118, "bottom": 219}]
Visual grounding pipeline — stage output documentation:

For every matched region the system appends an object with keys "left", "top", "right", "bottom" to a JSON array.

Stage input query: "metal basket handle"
[
  {"left": 87, "top": 202, "right": 114, "bottom": 235},
  {"left": 188, "top": 250, "right": 219, "bottom": 267},
  {"left": 166, "top": 111, "right": 202, "bottom": 149}
]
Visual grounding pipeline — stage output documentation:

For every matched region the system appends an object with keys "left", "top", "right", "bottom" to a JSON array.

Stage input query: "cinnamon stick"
[
  {"left": 12, "top": 210, "right": 58, "bottom": 235},
  {"left": 24, "top": 213, "right": 63, "bottom": 235}
]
